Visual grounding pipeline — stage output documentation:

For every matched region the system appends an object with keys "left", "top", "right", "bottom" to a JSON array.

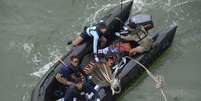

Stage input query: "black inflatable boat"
[{"left": 31, "top": 1, "right": 177, "bottom": 101}]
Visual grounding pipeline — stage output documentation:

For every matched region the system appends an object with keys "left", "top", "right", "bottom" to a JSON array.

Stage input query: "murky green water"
[{"left": 0, "top": 0, "right": 201, "bottom": 101}]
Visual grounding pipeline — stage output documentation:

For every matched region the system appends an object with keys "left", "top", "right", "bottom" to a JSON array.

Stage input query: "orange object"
[
  {"left": 114, "top": 43, "right": 131, "bottom": 52},
  {"left": 107, "top": 57, "right": 114, "bottom": 67}
]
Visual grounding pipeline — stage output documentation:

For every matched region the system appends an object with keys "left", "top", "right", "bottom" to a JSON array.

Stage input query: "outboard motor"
[{"left": 129, "top": 14, "right": 154, "bottom": 31}]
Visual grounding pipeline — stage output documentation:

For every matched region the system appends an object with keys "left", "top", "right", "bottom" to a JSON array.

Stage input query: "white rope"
[
  {"left": 58, "top": 58, "right": 68, "bottom": 67},
  {"left": 99, "top": 64, "right": 111, "bottom": 82},
  {"left": 99, "top": 63, "right": 121, "bottom": 95},
  {"left": 131, "top": 58, "right": 168, "bottom": 101}
]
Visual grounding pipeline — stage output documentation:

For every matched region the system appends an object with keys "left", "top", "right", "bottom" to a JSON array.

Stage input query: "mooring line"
[{"left": 125, "top": 56, "right": 168, "bottom": 101}]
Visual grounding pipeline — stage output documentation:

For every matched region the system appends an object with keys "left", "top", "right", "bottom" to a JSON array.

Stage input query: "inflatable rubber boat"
[{"left": 31, "top": 1, "right": 177, "bottom": 101}]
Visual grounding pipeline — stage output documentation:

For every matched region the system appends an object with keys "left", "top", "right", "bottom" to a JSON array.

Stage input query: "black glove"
[{"left": 67, "top": 40, "right": 72, "bottom": 45}]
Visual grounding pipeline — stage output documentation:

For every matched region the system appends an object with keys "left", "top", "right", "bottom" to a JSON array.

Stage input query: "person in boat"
[
  {"left": 55, "top": 55, "right": 84, "bottom": 101},
  {"left": 70, "top": 21, "right": 108, "bottom": 62},
  {"left": 55, "top": 55, "right": 101, "bottom": 101},
  {"left": 98, "top": 20, "right": 153, "bottom": 56},
  {"left": 115, "top": 20, "right": 153, "bottom": 55}
]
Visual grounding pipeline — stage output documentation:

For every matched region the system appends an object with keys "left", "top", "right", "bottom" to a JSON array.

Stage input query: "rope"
[
  {"left": 99, "top": 63, "right": 121, "bottom": 95},
  {"left": 58, "top": 58, "right": 68, "bottom": 67},
  {"left": 125, "top": 56, "right": 168, "bottom": 101},
  {"left": 99, "top": 64, "right": 111, "bottom": 82}
]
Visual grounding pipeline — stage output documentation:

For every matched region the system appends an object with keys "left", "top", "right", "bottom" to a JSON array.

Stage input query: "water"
[{"left": 0, "top": 0, "right": 201, "bottom": 101}]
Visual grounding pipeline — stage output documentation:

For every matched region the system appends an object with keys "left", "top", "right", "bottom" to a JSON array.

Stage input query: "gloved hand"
[
  {"left": 67, "top": 40, "right": 72, "bottom": 45},
  {"left": 94, "top": 55, "right": 99, "bottom": 63},
  {"left": 115, "top": 32, "right": 121, "bottom": 37}
]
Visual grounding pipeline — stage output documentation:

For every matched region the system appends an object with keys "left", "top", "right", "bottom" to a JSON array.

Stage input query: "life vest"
[{"left": 131, "top": 26, "right": 148, "bottom": 43}]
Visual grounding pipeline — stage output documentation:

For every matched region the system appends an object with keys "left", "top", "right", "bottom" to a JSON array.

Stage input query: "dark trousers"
[
  {"left": 64, "top": 78, "right": 100, "bottom": 101},
  {"left": 64, "top": 85, "right": 80, "bottom": 101},
  {"left": 83, "top": 78, "right": 100, "bottom": 100}
]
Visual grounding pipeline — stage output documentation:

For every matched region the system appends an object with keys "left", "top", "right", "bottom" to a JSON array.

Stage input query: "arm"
[
  {"left": 55, "top": 73, "right": 84, "bottom": 90},
  {"left": 55, "top": 73, "right": 75, "bottom": 86},
  {"left": 90, "top": 31, "right": 100, "bottom": 62},
  {"left": 91, "top": 31, "right": 99, "bottom": 54},
  {"left": 129, "top": 30, "right": 152, "bottom": 55},
  {"left": 120, "top": 34, "right": 135, "bottom": 41},
  {"left": 115, "top": 26, "right": 134, "bottom": 41}
]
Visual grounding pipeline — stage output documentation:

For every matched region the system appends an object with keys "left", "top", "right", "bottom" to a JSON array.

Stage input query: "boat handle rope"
[{"left": 124, "top": 56, "right": 168, "bottom": 101}]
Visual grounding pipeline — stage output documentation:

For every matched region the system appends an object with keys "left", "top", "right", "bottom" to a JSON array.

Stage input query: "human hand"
[
  {"left": 129, "top": 49, "right": 136, "bottom": 56},
  {"left": 75, "top": 82, "right": 83, "bottom": 90}
]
